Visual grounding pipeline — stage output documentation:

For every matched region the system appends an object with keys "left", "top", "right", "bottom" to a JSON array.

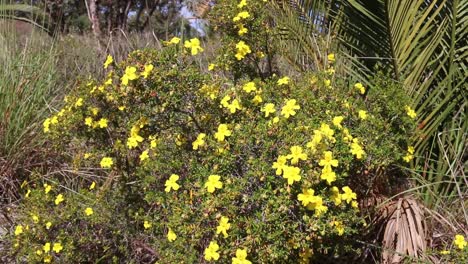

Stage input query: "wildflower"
[
  {"left": 167, "top": 228, "right": 177, "bottom": 242},
  {"left": 205, "top": 175, "right": 223, "bottom": 193},
  {"left": 25, "top": 189, "right": 31, "bottom": 198},
  {"left": 75, "top": 98, "right": 83, "bottom": 107},
  {"left": 214, "top": 124, "right": 232, "bottom": 142},
  {"left": 52, "top": 243, "right": 63, "bottom": 253},
  {"left": 235, "top": 40, "right": 251, "bottom": 60},
  {"left": 341, "top": 186, "right": 357, "bottom": 204},
  {"left": 358, "top": 110, "right": 367, "bottom": 120},
  {"left": 261, "top": 103, "right": 276, "bottom": 117},
  {"left": 168, "top": 36, "right": 180, "bottom": 45},
  {"left": 43, "top": 118, "right": 51, "bottom": 133},
  {"left": 324, "top": 79, "right": 331, "bottom": 87},
  {"left": 327, "top": 53, "right": 335, "bottom": 63},
  {"left": 144, "top": 221, "right": 152, "bottom": 229},
  {"left": 45, "top": 222, "right": 52, "bottom": 229},
  {"left": 326, "top": 67, "right": 334, "bottom": 74},
  {"left": 306, "top": 130, "right": 323, "bottom": 151},
  {"left": 243, "top": 82, "right": 256, "bottom": 93},
  {"left": 287, "top": 146, "right": 308, "bottom": 165},
  {"left": 193, "top": 133, "right": 206, "bottom": 150},
  {"left": 350, "top": 139, "right": 365, "bottom": 159},
  {"left": 252, "top": 95, "right": 263, "bottom": 104},
  {"left": 216, "top": 216, "right": 231, "bottom": 238},
  {"left": 440, "top": 250, "right": 450, "bottom": 255},
  {"left": 36, "top": 250, "right": 42, "bottom": 255},
  {"left": 118, "top": 106, "right": 126, "bottom": 111},
  {"left": 282, "top": 166, "right": 301, "bottom": 185},
  {"left": 297, "top": 188, "right": 320, "bottom": 207},
  {"left": 43, "top": 243, "right": 51, "bottom": 253},
  {"left": 103, "top": 55, "right": 113, "bottom": 69},
  {"left": 121, "top": 66, "right": 138, "bottom": 85},
  {"left": 141, "top": 64, "right": 154, "bottom": 78},
  {"left": 405, "top": 105, "right": 417, "bottom": 119},
  {"left": 44, "top": 184, "right": 52, "bottom": 194},
  {"left": 307, "top": 196, "right": 328, "bottom": 216},
  {"left": 332, "top": 116, "right": 344, "bottom": 129},
  {"left": 272, "top": 155, "right": 288, "bottom": 175},
  {"left": 353, "top": 83, "right": 364, "bottom": 94},
  {"left": 84, "top": 207, "right": 93, "bottom": 216},
  {"left": 139, "top": 150, "right": 149, "bottom": 162},
  {"left": 84, "top": 117, "right": 93, "bottom": 127},
  {"left": 281, "top": 99, "right": 300, "bottom": 118},
  {"left": 333, "top": 221, "right": 345, "bottom": 236},
  {"left": 320, "top": 166, "right": 336, "bottom": 185},
  {"left": 204, "top": 241, "right": 220, "bottom": 261},
  {"left": 238, "top": 24, "right": 248, "bottom": 35},
  {"left": 208, "top": 63, "right": 216, "bottom": 71},
  {"left": 54, "top": 194, "right": 64, "bottom": 205},
  {"left": 238, "top": 0, "right": 247, "bottom": 8},
  {"left": 43, "top": 256, "right": 52, "bottom": 263},
  {"left": 14, "top": 225, "right": 23, "bottom": 236},
  {"left": 233, "top": 11, "right": 250, "bottom": 22},
  {"left": 232, "top": 248, "right": 252, "bottom": 264},
  {"left": 32, "top": 214, "right": 39, "bottom": 223},
  {"left": 227, "top": 99, "right": 242, "bottom": 114},
  {"left": 50, "top": 116, "right": 58, "bottom": 125},
  {"left": 319, "top": 123, "right": 334, "bottom": 139},
  {"left": 149, "top": 135, "right": 158, "bottom": 149},
  {"left": 184, "top": 38, "right": 204, "bottom": 55},
  {"left": 97, "top": 118, "right": 108, "bottom": 128},
  {"left": 89, "top": 181, "right": 96, "bottom": 190},
  {"left": 319, "top": 151, "right": 338, "bottom": 170},
  {"left": 165, "top": 174, "right": 180, "bottom": 192},
  {"left": 331, "top": 186, "right": 342, "bottom": 206},
  {"left": 100, "top": 157, "right": 113, "bottom": 168},
  {"left": 454, "top": 234, "right": 466, "bottom": 250},
  {"left": 277, "top": 76, "right": 290, "bottom": 86}
]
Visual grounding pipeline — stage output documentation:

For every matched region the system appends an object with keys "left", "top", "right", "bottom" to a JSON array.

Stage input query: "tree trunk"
[{"left": 88, "top": 0, "right": 101, "bottom": 37}]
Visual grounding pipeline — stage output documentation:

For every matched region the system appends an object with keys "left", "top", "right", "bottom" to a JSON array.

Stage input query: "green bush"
[{"left": 5, "top": 1, "right": 419, "bottom": 263}]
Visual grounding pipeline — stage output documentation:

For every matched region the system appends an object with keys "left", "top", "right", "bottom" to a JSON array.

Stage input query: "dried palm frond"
[{"left": 376, "top": 197, "right": 427, "bottom": 263}]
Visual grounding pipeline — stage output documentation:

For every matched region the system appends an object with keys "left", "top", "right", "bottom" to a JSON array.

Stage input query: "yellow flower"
[
  {"left": 103, "top": 55, "right": 113, "bottom": 69},
  {"left": 440, "top": 250, "right": 450, "bottom": 255},
  {"left": 32, "top": 214, "right": 39, "bottom": 223},
  {"left": 327, "top": 53, "right": 335, "bottom": 63},
  {"left": 43, "top": 242, "right": 51, "bottom": 253},
  {"left": 282, "top": 166, "right": 301, "bottom": 185},
  {"left": 319, "top": 123, "right": 334, "bottom": 140},
  {"left": 214, "top": 124, "right": 232, "bottom": 142},
  {"left": 75, "top": 98, "right": 83, "bottom": 107},
  {"left": 53, "top": 242, "right": 63, "bottom": 253},
  {"left": 167, "top": 228, "right": 177, "bottom": 242},
  {"left": 43, "top": 255, "right": 52, "bottom": 263},
  {"left": 84, "top": 117, "right": 93, "bottom": 127},
  {"left": 354, "top": 82, "right": 365, "bottom": 94},
  {"left": 287, "top": 146, "right": 308, "bottom": 165},
  {"left": 168, "top": 36, "right": 181, "bottom": 45},
  {"left": 341, "top": 186, "right": 357, "bottom": 204},
  {"left": 235, "top": 40, "right": 251, "bottom": 60},
  {"left": 333, "top": 221, "right": 345, "bottom": 236},
  {"left": 320, "top": 166, "right": 336, "bottom": 185},
  {"left": 184, "top": 38, "right": 204, "bottom": 55},
  {"left": 243, "top": 82, "right": 256, "bottom": 93},
  {"left": 84, "top": 207, "right": 93, "bottom": 216},
  {"left": 331, "top": 186, "right": 342, "bottom": 206},
  {"left": 44, "top": 184, "right": 52, "bottom": 194},
  {"left": 89, "top": 181, "right": 96, "bottom": 190},
  {"left": 97, "top": 118, "right": 108, "bottom": 128},
  {"left": 350, "top": 139, "right": 365, "bottom": 159},
  {"left": 238, "top": 23, "right": 248, "bottom": 35},
  {"left": 165, "top": 174, "right": 180, "bottom": 192},
  {"left": 36, "top": 250, "right": 42, "bottom": 255},
  {"left": 226, "top": 99, "right": 242, "bottom": 114},
  {"left": 306, "top": 195, "right": 327, "bottom": 216},
  {"left": 216, "top": 216, "right": 231, "bottom": 238},
  {"left": 45, "top": 222, "right": 52, "bottom": 229},
  {"left": 277, "top": 76, "right": 290, "bottom": 86},
  {"left": 204, "top": 241, "right": 220, "bottom": 261},
  {"left": 405, "top": 105, "right": 417, "bottom": 119},
  {"left": 232, "top": 248, "right": 252, "bottom": 264},
  {"left": 25, "top": 189, "right": 31, "bottom": 198},
  {"left": 324, "top": 79, "right": 331, "bottom": 87},
  {"left": 139, "top": 150, "right": 150, "bottom": 162},
  {"left": 272, "top": 155, "right": 288, "bottom": 175},
  {"left": 43, "top": 118, "right": 51, "bottom": 133},
  {"left": 118, "top": 106, "right": 126, "bottom": 111},
  {"left": 297, "top": 188, "right": 320, "bottom": 207},
  {"left": 281, "top": 99, "right": 300, "bottom": 118},
  {"left": 261, "top": 103, "right": 276, "bottom": 117},
  {"left": 358, "top": 110, "right": 368, "bottom": 120},
  {"left": 121, "top": 66, "right": 138, "bottom": 85},
  {"left": 144, "top": 221, "right": 152, "bottom": 229},
  {"left": 50, "top": 116, "right": 58, "bottom": 125},
  {"left": 193, "top": 133, "right": 206, "bottom": 150},
  {"left": 100, "top": 157, "right": 113, "bottom": 168},
  {"left": 233, "top": 11, "right": 250, "bottom": 22},
  {"left": 454, "top": 234, "right": 467, "bottom": 249},
  {"left": 14, "top": 225, "right": 23, "bottom": 236},
  {"left": 208, "top": 63, "right": 216, "bottom": 71},
  {"left": 205, "top": 175, "right": 223, "bottom": 193},
  {"left": 332, "top": 116, "right": 344, "bottom": 129},
  {"left": 252, "top": 95, "right": 263, "bottom": 104},
  {"left": 319, "top": 151, "right": 339, "bottom": 169},
  {"left": 238, "top": 0, "right": 247, "bottom": 8},
  {"left": 141, "top": 64, "right": 154, "bottom": 79},
  {"left": 54, "top": 194, "right": 64, "bottom": 205}
]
